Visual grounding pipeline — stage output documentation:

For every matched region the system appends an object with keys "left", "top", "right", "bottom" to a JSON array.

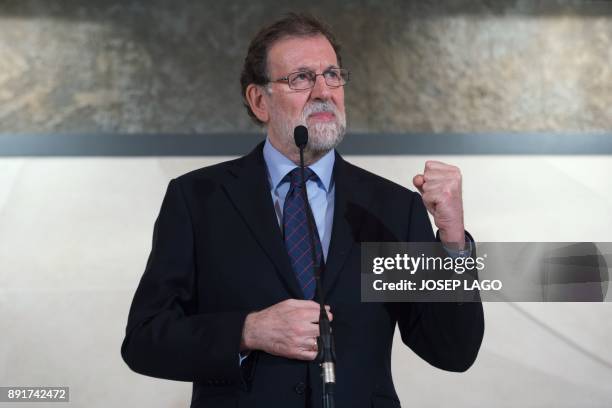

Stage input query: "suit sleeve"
[
  {"left": 392, "top": 193, "right": 485, "bottom": 372},
  {"left": 121, "top": 179, "right": 248, "bottom": 383}
]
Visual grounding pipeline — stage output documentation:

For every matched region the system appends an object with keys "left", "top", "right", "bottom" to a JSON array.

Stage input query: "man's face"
[{"left": 264, "top": 34, "right": 346, "bottom": 154}]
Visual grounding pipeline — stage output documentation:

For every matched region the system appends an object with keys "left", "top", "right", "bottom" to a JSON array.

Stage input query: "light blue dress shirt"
[{"left": 262, "top": 137, "right": 335, "bottom": 260}]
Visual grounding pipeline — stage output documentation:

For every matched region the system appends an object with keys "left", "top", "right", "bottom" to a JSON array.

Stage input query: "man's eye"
[
  {"left": 295, "top": 72, "right": 311, "bottom": 81},
  {"left": 325, "top": 70, "right": 339, "bottom": 79}
]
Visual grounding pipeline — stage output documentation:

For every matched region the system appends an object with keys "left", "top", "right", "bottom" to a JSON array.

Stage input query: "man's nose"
[{"left": 309, "top": 73, "right": 332, "bottom": 100}]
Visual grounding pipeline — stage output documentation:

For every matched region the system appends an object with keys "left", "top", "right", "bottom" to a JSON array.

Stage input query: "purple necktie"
[{"left": 282, "top": 167, "right": 323, "bottom": 300}]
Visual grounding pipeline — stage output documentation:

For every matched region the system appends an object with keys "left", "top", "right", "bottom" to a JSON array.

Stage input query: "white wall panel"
[{"left": 1, "top": 156, "right": 611, "bottom": 407}]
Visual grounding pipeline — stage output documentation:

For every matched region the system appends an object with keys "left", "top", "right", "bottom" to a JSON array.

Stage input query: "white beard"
[
  {"left": 269, "top": 100, "right": 347, "bottom": 155},
  {"left": 306, "top": 116, "right": 346, "bottom": 153}
]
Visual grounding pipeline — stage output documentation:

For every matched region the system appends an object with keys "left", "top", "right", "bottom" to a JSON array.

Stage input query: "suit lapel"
[
  {"left": 222, "top": 142, "right": 304, "bottom": 298},
  {"left": 323, "top": 153, "right": 374, "bottom": 296},
  {"left": 221, "top": 144, "right": 374, "bottom": 300}
]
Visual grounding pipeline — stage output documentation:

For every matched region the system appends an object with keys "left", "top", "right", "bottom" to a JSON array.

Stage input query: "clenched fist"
[
  {"left": 413, "top": 160, "right": 466, "bottom": 250},
  {"left": 241, "top": 299, "right": 333, "bottom": 361}
]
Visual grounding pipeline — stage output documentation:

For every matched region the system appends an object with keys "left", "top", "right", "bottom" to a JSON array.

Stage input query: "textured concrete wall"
[{"left": 2, "top": 0, "right": 612, "bottom": 134}]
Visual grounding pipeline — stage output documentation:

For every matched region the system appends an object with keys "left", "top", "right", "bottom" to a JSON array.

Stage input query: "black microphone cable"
[{"left": 294, "top": 125, "right": 336, "bottom": 408}]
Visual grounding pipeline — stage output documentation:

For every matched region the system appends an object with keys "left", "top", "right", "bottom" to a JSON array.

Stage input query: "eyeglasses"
[{"left": 268, "top": 68, "right": 349, "bottom": 91}]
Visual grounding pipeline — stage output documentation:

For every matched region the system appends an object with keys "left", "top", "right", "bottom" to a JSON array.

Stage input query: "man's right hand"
[{"left": 240, "top": 299, "right": 333, "bottom": 361}]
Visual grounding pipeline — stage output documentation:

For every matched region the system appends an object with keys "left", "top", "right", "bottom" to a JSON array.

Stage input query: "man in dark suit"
[{"left": 121, "top": 13, "right": 484, "bottom": 408}]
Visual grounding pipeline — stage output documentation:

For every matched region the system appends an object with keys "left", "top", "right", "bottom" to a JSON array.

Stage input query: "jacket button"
[{"left": 294, "top": 382, "right": 306, "bottom": 395}]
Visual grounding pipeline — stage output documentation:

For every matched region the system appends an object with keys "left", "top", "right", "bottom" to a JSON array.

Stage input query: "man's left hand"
[{"left": 413, "top": 160, "right": 466, "bottom": 250}]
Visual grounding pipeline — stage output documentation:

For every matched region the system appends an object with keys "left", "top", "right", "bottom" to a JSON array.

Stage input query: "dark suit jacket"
[{"left": 121, "top": 142, "right": 484, "bottom": 408}]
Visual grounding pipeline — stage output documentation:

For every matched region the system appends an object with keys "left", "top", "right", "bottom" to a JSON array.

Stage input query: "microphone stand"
[{"left": 294, "top": 126, "right": 336, "bottom": 408}]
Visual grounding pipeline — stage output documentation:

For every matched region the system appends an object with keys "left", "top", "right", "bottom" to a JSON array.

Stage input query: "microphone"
[
  {"left": 293, "top": 125, "right": 336, "bottom": 408},
  {"left": 294, "top": 125, "right": 308, "bottom": 149}
]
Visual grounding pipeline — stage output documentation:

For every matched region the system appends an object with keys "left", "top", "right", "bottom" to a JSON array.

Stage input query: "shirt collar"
[{"left": 263, "top": 137, "right": 335, "bottom": 192}]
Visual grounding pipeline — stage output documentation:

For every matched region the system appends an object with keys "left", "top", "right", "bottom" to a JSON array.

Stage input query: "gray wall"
[{"left": 2, "top": 0, "right": 612, "bottom": 134}]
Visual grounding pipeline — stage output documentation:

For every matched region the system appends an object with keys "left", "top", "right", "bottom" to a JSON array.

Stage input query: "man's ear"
[{"left": 245, "top": 84, "right": 270, "bottom": 124}]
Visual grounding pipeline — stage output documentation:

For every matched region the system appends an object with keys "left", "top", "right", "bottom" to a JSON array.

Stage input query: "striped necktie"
[{"left": 282, "top": 167, "right": 323, "bottom": 299}]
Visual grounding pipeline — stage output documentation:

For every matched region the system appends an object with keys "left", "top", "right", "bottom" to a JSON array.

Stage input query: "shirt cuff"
[
  {"left": 238, "top": 350, "right": 250, "bottom": 366},
  {"left": 438, "top": 230, "right": 474, "bottom": 258}
]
